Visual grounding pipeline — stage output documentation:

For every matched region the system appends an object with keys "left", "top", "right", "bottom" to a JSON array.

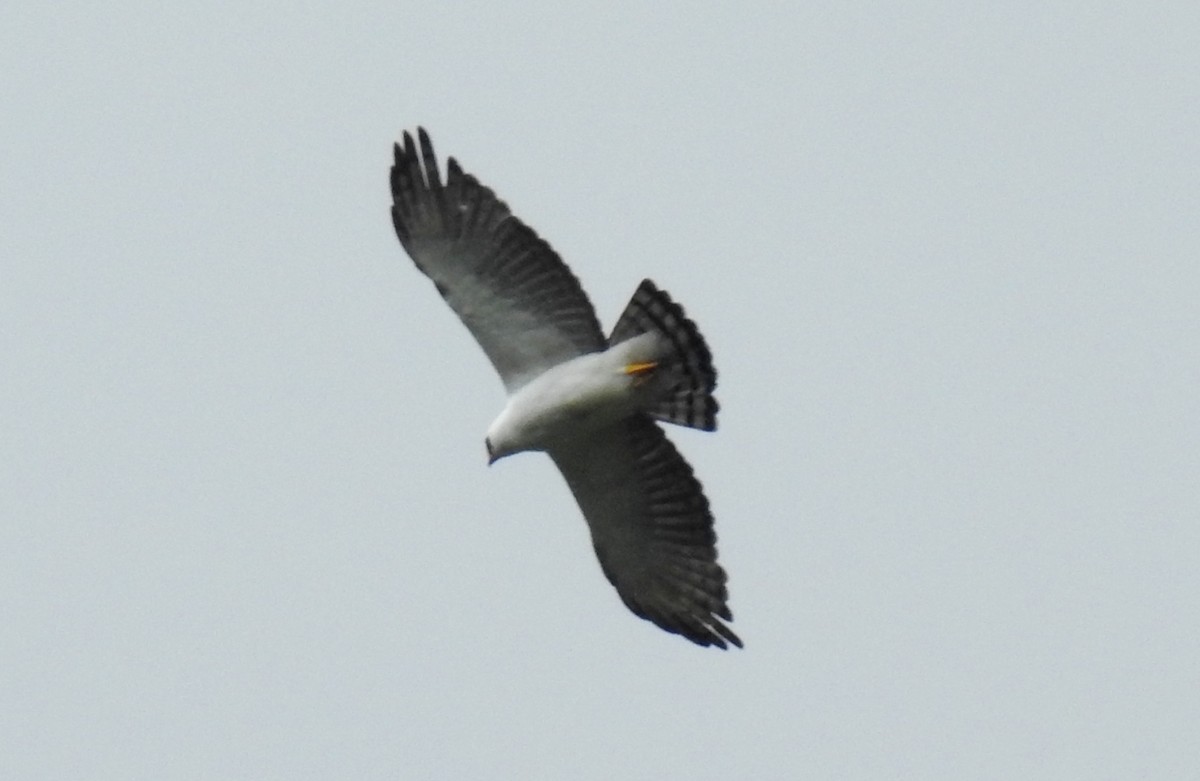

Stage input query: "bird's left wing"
[
  {"left": 390, "top": 128, "right": 605, "bottom": 392},
  {"left": 550, "top": 416, "right": 741, "bottom": 649}
]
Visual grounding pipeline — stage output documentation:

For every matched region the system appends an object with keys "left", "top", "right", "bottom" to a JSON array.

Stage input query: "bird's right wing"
[
  {"left": 390, "top": 128, "right": 605, "bottom": 392},
  {"left": 550, "top": 415, "right": 741, "bottom": 649}
]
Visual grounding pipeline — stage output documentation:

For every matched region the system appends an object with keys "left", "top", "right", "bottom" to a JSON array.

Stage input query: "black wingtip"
[
  {"left": 686, "top": 622, "right": 742, "bottom": 650},
  {"left": 715, "top": 621, "right": 743, "bottom": 650},
  {"left": 415, "top": 128, "right": 440, "bottom": 189}
]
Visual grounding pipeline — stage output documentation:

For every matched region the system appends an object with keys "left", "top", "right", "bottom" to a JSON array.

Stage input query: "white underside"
[{"left": 485, "top": 332, "right": 665, "bottom": 459}]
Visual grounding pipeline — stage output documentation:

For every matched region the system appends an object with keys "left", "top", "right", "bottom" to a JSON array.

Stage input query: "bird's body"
[
  {"left": 389, "top": 128, "right": 741, "bottom": 648},
  {"left": 487, "top": 332, "right": 664, "bottom": 460}
]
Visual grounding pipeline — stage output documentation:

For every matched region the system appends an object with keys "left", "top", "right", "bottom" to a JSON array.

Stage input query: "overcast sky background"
[{"left": 3, "top": 2, "right": 1198, "bottom": 778}]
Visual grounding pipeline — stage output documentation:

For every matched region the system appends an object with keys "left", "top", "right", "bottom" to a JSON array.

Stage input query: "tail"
[{"left": 609, "top": 279, "right": 719, "bottom": 431}]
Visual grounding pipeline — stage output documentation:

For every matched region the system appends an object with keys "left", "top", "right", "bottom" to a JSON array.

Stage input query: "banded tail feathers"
[{"left": 610, "top": 280, "right": 719, "bottom": 432}]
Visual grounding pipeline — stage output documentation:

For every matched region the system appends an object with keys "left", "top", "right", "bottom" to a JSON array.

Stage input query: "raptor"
[{"left": 389, "top": 129, "right": 740, "bottom": 648}]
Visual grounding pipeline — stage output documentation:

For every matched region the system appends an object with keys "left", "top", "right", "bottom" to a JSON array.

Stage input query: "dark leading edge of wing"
[{"left": 390, "top": 128, "right": 605, "bottom": 392}]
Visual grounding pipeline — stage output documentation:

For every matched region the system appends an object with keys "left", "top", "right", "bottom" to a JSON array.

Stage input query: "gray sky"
[{"left": 3, "top": 2, "right": 1198, "bottom": 778}]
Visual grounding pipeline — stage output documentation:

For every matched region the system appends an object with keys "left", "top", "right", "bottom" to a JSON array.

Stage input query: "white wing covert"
[{"left": 390, "top": 128, "right": 605, "bottom": 392}]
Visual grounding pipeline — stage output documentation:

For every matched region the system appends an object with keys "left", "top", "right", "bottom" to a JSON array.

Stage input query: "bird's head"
[
  {"left": 483, "top": 408, "right": 518, "bottom": 468},
  {"left": 484, "top": 433, "right": 519, "bottom": 466}
]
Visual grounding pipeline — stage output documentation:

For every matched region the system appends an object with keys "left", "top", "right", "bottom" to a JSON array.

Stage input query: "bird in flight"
[{"left": 389, "top": 129, "right": 740, "bottom": 649}]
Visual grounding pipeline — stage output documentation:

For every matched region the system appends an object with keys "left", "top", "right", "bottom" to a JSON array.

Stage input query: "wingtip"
[
  {"left": 700, "top": 613, "right": 743, "bottom": 650},
  {"left": 684, "top": 624, "right": 742, "bottom": 651},
  {"left": 416, "top": 127, "right": 435, "bottom": 163}
]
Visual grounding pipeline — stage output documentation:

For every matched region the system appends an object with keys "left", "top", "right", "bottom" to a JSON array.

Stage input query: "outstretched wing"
[
  {"left": 390, "top": 128, "right": 605, "bottom": 392},
  {"left": 550, "top": 416, "right": 741, "bottom": 649}
]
